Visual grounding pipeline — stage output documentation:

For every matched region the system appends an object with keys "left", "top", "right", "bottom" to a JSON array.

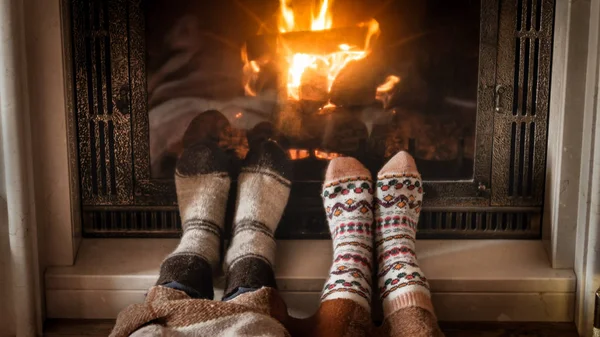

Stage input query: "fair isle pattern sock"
[
  {"left": 375, "top": 151, "right": 435, "bottom": 318},
  {"left": 156, "top": 142, "right": 231, "bottom": 300},
  {"left": 223, "top": 140, "right": 292, "bottom": 298},
  {"left": 320, "top": 157, "right": 374, "bottom": 311}
]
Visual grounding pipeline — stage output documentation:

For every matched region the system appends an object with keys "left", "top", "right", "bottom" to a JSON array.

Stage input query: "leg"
[
  {"left": 223, "top": 140, "right": 292, "bottom": 301},
  {"left": 155, "top": 141, "right": 231, "bottom": 299},
  {"left": 374, "top": 151, "right": 443, "bottom": 337},
  {"left": 297, "top": 157, "right": 374, "bottom": 337}
]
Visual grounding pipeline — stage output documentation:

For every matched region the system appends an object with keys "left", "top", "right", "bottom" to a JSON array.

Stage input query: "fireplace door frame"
[{"left": 69, "top": 0, "right": 555, "bottom": 238}]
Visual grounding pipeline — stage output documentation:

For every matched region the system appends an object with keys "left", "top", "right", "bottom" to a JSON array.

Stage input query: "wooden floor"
[{"left": 44, "top": 320, "right": 579, "bottom": 336}]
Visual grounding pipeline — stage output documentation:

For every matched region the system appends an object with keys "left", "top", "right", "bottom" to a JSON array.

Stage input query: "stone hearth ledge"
[{"left": 45, "top": 239, "right": 575, "bottom": 322}]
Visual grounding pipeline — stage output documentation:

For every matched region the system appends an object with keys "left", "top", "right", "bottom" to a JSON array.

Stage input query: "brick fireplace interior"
[{"left": 71, "top": 0, "right": 554, "bottom": 240}]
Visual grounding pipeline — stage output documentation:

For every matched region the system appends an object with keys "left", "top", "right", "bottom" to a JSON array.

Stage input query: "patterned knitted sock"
[
  {"left": 375, "top": 151, "right": 434, "bottom": 318},
  {"left": 156, "top": 142, "right": 231, "bottom": 300},
  {"left": 320, "top": 157, "right": 374, "bottom": 311},
  {"left": 223, "top": 140, "right": 292, "bottom": 299}
]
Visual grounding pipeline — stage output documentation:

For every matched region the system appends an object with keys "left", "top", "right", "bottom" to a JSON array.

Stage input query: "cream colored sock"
[
  {"left": 375, "top": 151, "right": 435, "bottom": 318},
  {"left": 320, "top": 157, "right": 374, "bottom": 311}
]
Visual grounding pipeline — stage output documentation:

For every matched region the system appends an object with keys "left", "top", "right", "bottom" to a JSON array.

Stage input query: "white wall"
[
  {"left": 574, "top": 0, "right": 600, "bottom": 334},
  {"left": 0, "top": 117, "right": 15, "bottom": 337},
  {"left": 24, "top": 0, "right": 77, "bottom": 269},
  {"left": 0, "top": 1, "right": 73, "bottom": 335}
]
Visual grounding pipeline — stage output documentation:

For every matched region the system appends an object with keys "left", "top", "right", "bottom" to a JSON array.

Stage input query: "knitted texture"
[
  {"left": 156, "top": 142, "right": 231, "bottom": 298},
  {"left": 375, "top": 151, "right": 434, "bottom": 318},
  {"left": 224, "top": 140, "right": 292, "bottom": 297},
  {"left": 320, "top": 157, "right": 374, "bottom": 311}
]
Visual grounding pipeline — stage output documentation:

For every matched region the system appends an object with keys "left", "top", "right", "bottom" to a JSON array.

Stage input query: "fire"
[
  {"left": 288, "top": 148, "right": 343, "bottom": 160},
  {"left": 242, "top": 1, "right": 385, "bottom": 101},
  {"left": 278, "top": 0, "right": 295, "bottom": 33},
  {"left": 375, "top": 75, "right": 400, "bottom": 106},
  {"left": 310, "top": 0, "right": 333, "bottom": 31},
  {"left": 314, "top": 149, "right": 343, "bottom": 160},
  {"left": 279, "top": 0, "right": 333, "bottom": 33},
  {"left": 273, "top": 0, "right": 380, "bottom": 101}
]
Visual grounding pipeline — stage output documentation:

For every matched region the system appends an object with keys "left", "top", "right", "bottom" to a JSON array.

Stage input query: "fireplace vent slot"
[
  {"left": 82, "top": 209, "right": 540, "bottom": 239},
  {"left": 85, "top": 209, "right": 182, "bottom": 235},
  {"left": 419, "top": 210, "right": 538, "bottom": 238},
  {"left": 512, "top": 38, "right": 520, "bottom": 115},
  {"left": 532, "top": 39, "right": 540, "bottom": 115},
  {"left": 516, "top": 0, "right": 523, "bottom": 30},
  {"left": 526, "top": 0, "right": 533, "bottom": 30},
  {"left": 508, "top": 121, "right": 536, "bottom": 197}
]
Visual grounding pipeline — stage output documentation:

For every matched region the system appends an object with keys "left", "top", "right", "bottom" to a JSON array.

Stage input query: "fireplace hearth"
[{"left": 70, "top": 0, "right": 554, "bottom": 239}]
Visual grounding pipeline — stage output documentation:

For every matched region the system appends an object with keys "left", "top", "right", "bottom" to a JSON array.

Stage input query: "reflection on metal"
[{"left": 69, "top": 0, "right": 554, "bottom": 238}]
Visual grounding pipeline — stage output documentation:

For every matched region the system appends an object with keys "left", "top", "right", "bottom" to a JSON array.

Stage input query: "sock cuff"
[{"left": 383, "top": 290, "right": 435, "bottom": 319}]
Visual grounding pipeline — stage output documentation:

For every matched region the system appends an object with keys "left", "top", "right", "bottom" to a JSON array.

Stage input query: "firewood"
[{"left": 244, "top": 26, "right": 371, "bottom": 61}]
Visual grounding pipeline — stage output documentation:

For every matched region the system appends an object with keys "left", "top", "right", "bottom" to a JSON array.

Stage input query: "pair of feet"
[
  {"left": 158, "top": 139, "right": 292, "bottom": 300},
  {"left": 160, "top": 137, "right": 432, "bottom": 320},
  {"left": 321, "top": 152, "right": 433, "bottom": 319}
]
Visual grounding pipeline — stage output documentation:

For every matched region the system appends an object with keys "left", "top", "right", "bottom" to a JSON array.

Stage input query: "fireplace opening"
[
  {"left": 70, "top": 0, "right": 554, "bottom": 239},
  {"left": 146, "top": 0, "right": 479, "bottom": 181}
]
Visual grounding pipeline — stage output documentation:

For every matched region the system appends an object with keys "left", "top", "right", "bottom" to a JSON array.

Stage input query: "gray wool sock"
[
  {"left": 223, "top": 140, "right": 292, "bottom": 298},
  {"left": 156, "top": 142, "right": 231, "bottom": 299}
]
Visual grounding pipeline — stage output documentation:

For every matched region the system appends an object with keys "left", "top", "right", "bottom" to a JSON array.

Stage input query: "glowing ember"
[
  {"left": 288, "top": 148, "right": 310, "bottom": 160},
  {"left": 314, "top": 149, "right": 343, "bottom": 160},
  {"left": 288, "top": 148, "right": 344, "bottom": 160}
]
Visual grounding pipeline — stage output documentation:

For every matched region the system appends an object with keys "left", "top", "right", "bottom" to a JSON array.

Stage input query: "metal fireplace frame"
[{"left": 69, "top": 0, "right": 555, "bottom": 238}]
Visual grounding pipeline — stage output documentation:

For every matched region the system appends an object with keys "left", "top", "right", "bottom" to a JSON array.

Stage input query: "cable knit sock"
[
  {"left": 320, "top": 157, "right": 374, "bottom": 311},
  {"left": 223, "top": 140, "right": 292, "bottom": 299},
  {"left": 375, "top": 151, "right": 435, "bottom": 318},
  {"left": 156, "top": 142, "right": 231, "bottom": 300}
]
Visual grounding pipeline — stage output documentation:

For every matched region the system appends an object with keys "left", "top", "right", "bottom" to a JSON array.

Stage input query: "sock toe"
[
  {"left": 325, "top": 157, "right": 371, "bottom": 183},
  {"left": 176, "top": 142, "right": 231, "bottom": 176},
  {"left": 378, "top": 151, "right": 419, "bottom": 177},
  {"left": 244, "top": 140, "right": 292, "bottom": 181},
  {"left": 182, "top": 110, "right": 231, "bottom": 149}
]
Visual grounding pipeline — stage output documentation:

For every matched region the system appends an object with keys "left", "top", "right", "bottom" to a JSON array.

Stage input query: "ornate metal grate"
[
  {"left": 67, "top": 0, "right": 555, "bottom": 238},
  {"left": 82, "top": 208, "right": 540, "bottom": 239},
  {"left": 492, "top": 0, "right": 554, "bottom": 206}
]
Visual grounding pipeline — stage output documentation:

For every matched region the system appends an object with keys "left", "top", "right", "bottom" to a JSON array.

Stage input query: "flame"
[
  {"left": 267, "top": 1, "right": 380, "bottom": 101},
  {"left": 311, "top": 0, "right": 333, "bottom": 31},
  {"left": 376, "top": 75, "right": 400, "bottom": 94},
  {"left": 375, "top": 75, "right": 400, "bottom": 106},
  {"left": 279, "top": 0, "right": 295, "bottom": 33}
]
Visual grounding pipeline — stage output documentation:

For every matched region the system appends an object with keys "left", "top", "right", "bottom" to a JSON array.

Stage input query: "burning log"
[{"left": 244, "top": 25, "right": 373, "bottom": 61}]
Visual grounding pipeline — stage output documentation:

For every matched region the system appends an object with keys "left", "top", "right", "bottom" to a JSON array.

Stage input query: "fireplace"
[{"left": 70, "top": 0, "right": 554, "bottom": 239}]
